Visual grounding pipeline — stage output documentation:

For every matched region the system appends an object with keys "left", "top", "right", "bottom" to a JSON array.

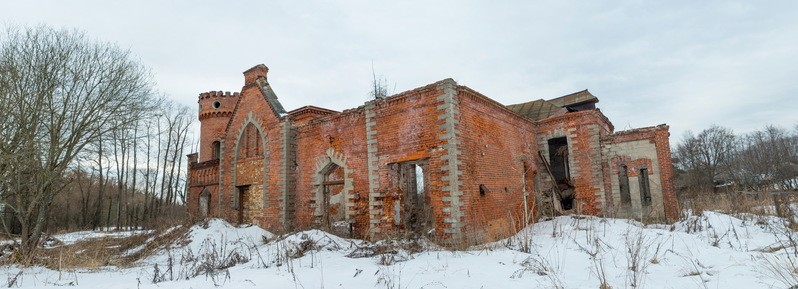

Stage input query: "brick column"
[
  {"left": 365, "top": 102, "right": 382, "bottom": 237},
  {"left": 436, "top": 79, "right": 464, "bottom": 240},
  {"left": 280, "top": 120, "right": 297, "bottom": 230}
]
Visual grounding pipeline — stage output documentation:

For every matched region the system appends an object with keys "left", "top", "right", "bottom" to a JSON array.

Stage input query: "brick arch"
[
  {"left": 230, "top": 112, "right": 270, "bottom": 221},
  {"left": 312, "top": 148, "right": 355, "bottom": 224}
]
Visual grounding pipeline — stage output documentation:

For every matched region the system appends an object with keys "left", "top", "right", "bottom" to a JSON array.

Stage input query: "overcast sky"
[{"left": 4, "top": 1, "right": 797, "bottom": 142}]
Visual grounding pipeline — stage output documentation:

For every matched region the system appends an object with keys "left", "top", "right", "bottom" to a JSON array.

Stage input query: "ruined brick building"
[{"left": 187, "top": 64, "right": 677, "bottom": 242}]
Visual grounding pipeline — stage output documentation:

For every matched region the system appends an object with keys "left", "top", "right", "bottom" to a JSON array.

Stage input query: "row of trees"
[
  {"left": 673, "top": 124, "right": 798, "bottom": 194},
  {"left": 46, "top": 100, "right": 193, "bottom": 232},
  {"left": 0, "top": 26, "right": 194, "bottom": 262}
]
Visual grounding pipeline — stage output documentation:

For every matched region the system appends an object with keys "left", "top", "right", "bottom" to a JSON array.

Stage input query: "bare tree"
[
  {"left": 673, "top": 125, "right": 736, "bottom": 194},
  {"left": 0, "top": 26, "right": 154, "bottom": 262},
  {"left": 732, "top": 125, "right": 798, "bottom": 191}
]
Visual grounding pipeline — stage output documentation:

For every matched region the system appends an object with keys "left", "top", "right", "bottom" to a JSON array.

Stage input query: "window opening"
[
  {"left": 619, "top": 165, "right": 631, "bottom": 206},
  {"left": 212, "top": 141, "right": 221, "bottom": 160},
  {"left": 238, "top": 124, "right": 262, "bottom": 158},
  {"left": 639, "top": 168, "right": 652, "bottom": 207}
]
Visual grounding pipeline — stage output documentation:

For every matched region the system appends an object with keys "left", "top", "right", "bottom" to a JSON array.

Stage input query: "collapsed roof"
[{"left": 507, "top": 89, "right": 599, "bottom": 121}]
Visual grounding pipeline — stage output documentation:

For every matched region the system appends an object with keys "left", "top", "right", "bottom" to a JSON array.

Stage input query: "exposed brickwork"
[
  {"left": 537, "top": 110, "right": 612, "bottom": 215},
  {"left": 295, "top": 109, "right": 369, "bottom": 236},
  {"left": 435, "top": 80, "right": 464, "bottom": 240},
  {"left": 456, "top": 87, "right": 538, "bottom": 243},
  {"left": 198, "top": 91, "right": 239, "bottom": 162},
  {"left": 186, "top": 64, "right": 677, "bottom": 242},
  {"left": 601, "top": 125, "right": 676, "bottom": 221}
]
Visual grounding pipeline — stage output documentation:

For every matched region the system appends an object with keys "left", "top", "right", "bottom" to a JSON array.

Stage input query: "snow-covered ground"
[
  {"left": 51, "top": 228, "right": 154, "bottom": 246},
  {"left": 3, "top": 212, "right": 798, "bottom": 289}
]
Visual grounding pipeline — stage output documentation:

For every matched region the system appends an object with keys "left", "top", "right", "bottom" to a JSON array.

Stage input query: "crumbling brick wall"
[
  {"left": 294, "top": 108, "right": 370, "bottom": 237},
  {"left": 456, "top": 87, "right": 538, "bottom": 243},
  {"left": 536, "top": 110, "right": 613, "bottom": 215},
  {"left": 601, "top": 125, "right": 677, "bottom": 221},
  {"left": 365, "top": 82, "right": 450, "bottom": 238},
  {"left": 186, "top": 64, "right": 678, "bottom": 242}
]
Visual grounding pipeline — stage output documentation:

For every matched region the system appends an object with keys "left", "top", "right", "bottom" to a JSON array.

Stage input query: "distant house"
[{"left": 186, "top": 64, "right": 677, "bottom": 243}]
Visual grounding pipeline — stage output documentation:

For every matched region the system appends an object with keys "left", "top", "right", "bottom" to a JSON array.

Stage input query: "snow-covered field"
[{"left": 3, "top": 211, "right": 798, "bottom": 289}]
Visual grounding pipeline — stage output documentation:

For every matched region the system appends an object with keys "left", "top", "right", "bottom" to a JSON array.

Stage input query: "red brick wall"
[
  {"left": 456, "top": 88, "right": 538, "bottom": 242},
  {"left": 537, "top": 110, "right": 613, "bottom": 215},
  {"left": 655, "top": 127, "right": 678, "bottom": 221},
  {"left": 198, "top": 92, "right": 239, "bottom": 162},
  {"left": 294, "top": 109, "right": 369, "bottom": 236},
  {"left": 600, "top": 125, "right": 677, "bottom": 221},
  {"left": 186, "top": 65, "right": 678, "bottom": 241},
  {"left": 369, "top": 83, "right": 449, "bottom": 237},
  {"left": 218, "top": 83, "right": 285, "bottom": 231}
]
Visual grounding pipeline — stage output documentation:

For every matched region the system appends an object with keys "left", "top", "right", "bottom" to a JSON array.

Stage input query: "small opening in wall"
[
  {"left": 479, "top": 184, "right": 489, "bottom": 196},
  {"left": 212, "top": 101, "right": 221, "bottom": 109},
  {"left": 212, "top": 141, "right": 221, "bottom": 160}
]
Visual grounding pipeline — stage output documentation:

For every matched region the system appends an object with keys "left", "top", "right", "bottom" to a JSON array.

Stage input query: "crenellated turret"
[{"left": 198, "top": 90, "right": 238, "bottom": 162}]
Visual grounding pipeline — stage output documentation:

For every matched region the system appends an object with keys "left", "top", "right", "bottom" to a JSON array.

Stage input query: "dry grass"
[
  {"left": 680, "top": 192, "right": 795, "bottom": 218},
  {"left": 29, "top": 223, "right": 190, "bottom": 270}
]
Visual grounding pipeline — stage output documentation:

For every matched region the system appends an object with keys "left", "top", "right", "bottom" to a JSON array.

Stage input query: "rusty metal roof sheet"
[
  {"left": 547, "top": 89, "right": 598, "bottom": 108},
  {"left": 506, "top": 99, "right": 567, "bottom": 121}
]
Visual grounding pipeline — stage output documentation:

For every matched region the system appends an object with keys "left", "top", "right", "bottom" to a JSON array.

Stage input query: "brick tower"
[{"left": 197, "top": 90, "right": 238, "bottom": 162}]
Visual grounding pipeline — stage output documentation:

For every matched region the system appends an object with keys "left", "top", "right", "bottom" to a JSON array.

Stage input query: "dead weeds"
[{"left": 27, "top": 224, "right": 190, "bottom": 270}]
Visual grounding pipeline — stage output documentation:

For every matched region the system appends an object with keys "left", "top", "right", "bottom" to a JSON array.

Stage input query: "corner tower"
[{"left": 198, "top": 90, "right": 238, "bottom": 162}]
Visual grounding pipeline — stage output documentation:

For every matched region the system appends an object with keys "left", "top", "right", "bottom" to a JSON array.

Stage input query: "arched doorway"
[{"left": 319, "top": 162, "right": 346, "bottom": 233}]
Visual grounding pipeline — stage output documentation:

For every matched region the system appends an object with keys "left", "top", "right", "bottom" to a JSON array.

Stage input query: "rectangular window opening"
[
  {"left": 639, "top": 168, "right": 652, "bottom": 207},
  {"left": 619, "top": 165, "right": 631, "bottom": 206}
]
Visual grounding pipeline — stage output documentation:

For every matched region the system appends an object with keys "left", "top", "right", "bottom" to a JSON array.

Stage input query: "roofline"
[{"left": 286, "top": 105, "right": 339, "bottom": 116}]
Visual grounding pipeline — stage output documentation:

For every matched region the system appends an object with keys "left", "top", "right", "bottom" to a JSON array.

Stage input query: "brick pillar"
[
  {"left": 436, "top": 79, "right": 464, "bottom": 241},
  {"left": 365, "top": 102, "right": 382, "bottom": 237}
]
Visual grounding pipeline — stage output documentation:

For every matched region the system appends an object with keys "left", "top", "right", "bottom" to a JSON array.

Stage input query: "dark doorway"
[
  {"left": 619, "top": 165, "right": 631, "bottom": 206},
  {"left": 395, "top": 161, "right": 431, "bottom": 235},
  {"left": 320, "top": 163, "right": 346, "bottom": 235},
  {"left": 236, "top": 185, "right": 250, "bottom": 224},
  {"left": 548, "top": 137, "right": 574, "bottom": 210}
]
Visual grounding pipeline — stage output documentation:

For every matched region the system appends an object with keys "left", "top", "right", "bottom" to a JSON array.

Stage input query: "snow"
[
  {"left": 3, "top": 211, "right": 798, "bottom": 288},
  {"left": 52, "top": 228, "right": 154, "bottom": 246}
]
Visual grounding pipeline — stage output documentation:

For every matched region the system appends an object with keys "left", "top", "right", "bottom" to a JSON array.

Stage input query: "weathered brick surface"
[
  {"left": 186, "top": 64, "right": 678, "bottom": 242},
  {"left": 456, "top": 87, "right": 538, "bottom": 242},
  {"left": 368, "top": 81, "right": 453, "bottom": 239},
  {"left": 537, "top": 110, "right": 612, "bottom": 215},
  {"left": 601, "top": 125, "right": 676, "bottom": 221},
  {"left": 198, "top": 92, "right": 239, "bottom": 162},
  {"left": 295, "top": 109, "right": 369, "bottom": 236}
]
